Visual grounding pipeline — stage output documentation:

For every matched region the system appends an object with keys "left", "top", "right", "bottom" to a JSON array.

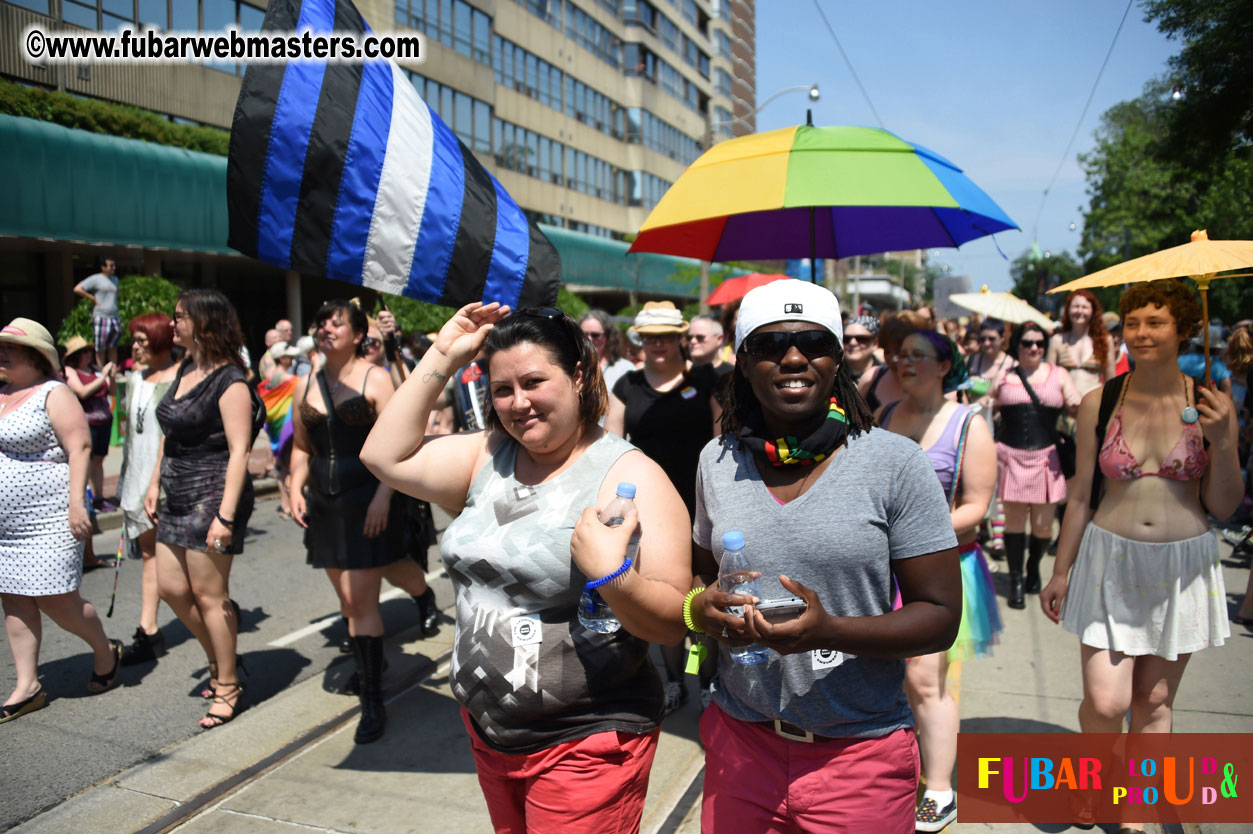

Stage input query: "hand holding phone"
[{"left": 755, "top": 596, "right": 807, "bottom": 624}]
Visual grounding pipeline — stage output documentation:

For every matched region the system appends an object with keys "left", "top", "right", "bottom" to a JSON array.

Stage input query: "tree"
[
  {"left": 57, "top": 274, "right": 182, "bottom": 346},
  {"left": 1009, "top": 250, "right": 1084, "bottom": 316}
]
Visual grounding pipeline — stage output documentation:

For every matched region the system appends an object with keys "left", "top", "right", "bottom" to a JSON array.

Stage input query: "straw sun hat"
[
  {"left": 0, "top": 318, "right": 63, "bottom": 371},
  {"left": 630, "top": 301, "right": 688, "bottom": 335}
]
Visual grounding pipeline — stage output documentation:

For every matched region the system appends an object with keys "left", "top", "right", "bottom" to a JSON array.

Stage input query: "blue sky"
[{"left": 752, "top": 0, "right": 1180, "bottom": 293}]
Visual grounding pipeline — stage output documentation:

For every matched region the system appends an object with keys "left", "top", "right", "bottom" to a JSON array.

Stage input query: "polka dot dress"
[{"left": 0, "top": 380, "right": 83, "bottom": 595}]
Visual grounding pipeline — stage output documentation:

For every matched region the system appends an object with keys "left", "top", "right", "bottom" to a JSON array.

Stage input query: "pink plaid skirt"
[{"left": 996, "top": 442, "right": 1066, "bottom": 504}]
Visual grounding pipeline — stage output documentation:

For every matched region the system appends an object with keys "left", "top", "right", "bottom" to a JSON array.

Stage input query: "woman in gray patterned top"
[{"left": 362, "top": 302, "right": 691, "bottom": 834}]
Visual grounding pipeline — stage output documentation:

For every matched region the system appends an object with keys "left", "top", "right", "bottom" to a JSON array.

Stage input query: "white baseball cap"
[{"left": 734, "top": 279, "right": 843, "bottom": 352}]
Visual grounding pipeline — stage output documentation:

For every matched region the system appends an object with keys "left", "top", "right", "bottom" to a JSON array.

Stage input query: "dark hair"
[
  {"left": 128, "top": 312, "right": 174, "bottom": 354},
  {"left": 1008, "top": 321, "right": 1049, "bottom": 361},
  {"left": 718, "top": 299, "right": 742, "bottom": 343},
  {"left": 1062, "top": 290, "right": 1111, "bottom": 372},
  {"left": 578, "top": 309, "right": 625, "bottom": 365},
  {"left": 314, "top": 299, "right": 370, "bottom": 356},
  {"left": 979, "top": 318, "right": 1005, "bottom": 335},
  {"left": 483, "top": 309, "right": 607, "bottom": 430},
  {"left": 178, "top": 289, "right": 245, "bottom": 369},
  {"left": 1118, "top": 279, "right": 1202, "bottom": 343},
  {"left": 16, "top": 344, "right": 55, "bottom": 379},
  {"left": 719, "top": 351, "right": 875, "bottom": 438},
  {"left": 99, "top": 255, "right": 115, "bottom": 269}
]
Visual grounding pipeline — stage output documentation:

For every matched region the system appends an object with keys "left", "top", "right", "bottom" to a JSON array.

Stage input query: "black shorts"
[{"left": 88, "top": 422, "right": 111, "bottom": 457}]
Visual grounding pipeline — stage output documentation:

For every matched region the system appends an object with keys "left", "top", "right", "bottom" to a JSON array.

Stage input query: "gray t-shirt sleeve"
[
  {"left": 80, "top": 275, "right": 119, "bottom": 316},
  {"left": 886, "top": 446, "right": 958, "bottom": 559}
]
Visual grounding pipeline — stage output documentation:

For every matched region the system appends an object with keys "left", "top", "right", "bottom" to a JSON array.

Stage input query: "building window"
[
  {"left": 8, "top": 0, "right": 51, "bottom": 14},
  {"left": 61, "top": 0, "right": 97, "bottom": 27},
  {"left": 471, "top": 7, "right": 491, "bottom": 63},
  {"left": 171, "top": 1, "right": 198, "bottom": 30}
]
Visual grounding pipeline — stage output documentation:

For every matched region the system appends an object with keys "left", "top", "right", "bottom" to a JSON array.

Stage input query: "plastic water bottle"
[
  {"left": 577, "top": 483, "right": 640, "bottom": 633},
  {"left": 718, "top": 530, "right": 769, "bottom": 665}
]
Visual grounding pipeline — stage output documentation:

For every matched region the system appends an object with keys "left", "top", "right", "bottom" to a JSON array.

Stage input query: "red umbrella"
[{"left": 705, "top": 273, "right": 790, "bottom": 307}]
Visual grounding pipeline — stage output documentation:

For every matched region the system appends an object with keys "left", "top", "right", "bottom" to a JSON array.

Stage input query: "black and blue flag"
[{"left": 226, "top": 0, "right": 560, "bottom": 310}]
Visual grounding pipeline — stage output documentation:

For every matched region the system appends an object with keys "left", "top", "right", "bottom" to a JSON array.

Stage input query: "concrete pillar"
[{"left": 285, "top": 270, "right": 302, "bottom": 334}]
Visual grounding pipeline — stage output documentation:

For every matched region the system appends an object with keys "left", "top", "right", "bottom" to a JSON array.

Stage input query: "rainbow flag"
[{"left": 256, "top": 375, "right": 297, "bottom": 452}]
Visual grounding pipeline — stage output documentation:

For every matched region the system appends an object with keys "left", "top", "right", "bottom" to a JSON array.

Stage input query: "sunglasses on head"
[
  {"left": 516, "top": 306, "right": 563, "bottom": 321},
  {"left": 741, "top": 329, "right": 840, "bottom": 361}
]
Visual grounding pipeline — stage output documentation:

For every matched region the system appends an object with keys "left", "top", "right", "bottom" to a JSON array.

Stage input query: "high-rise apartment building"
[{"left": 2, "top": 0, "right": 755, "bottom": 240}]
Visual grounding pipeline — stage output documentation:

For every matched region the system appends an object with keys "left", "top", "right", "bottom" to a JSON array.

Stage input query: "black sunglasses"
[
  {"left": 361, "top": 337, "right": 381, "bottom": 350},
  {"left": 742, "top": 329, "right": 840, "bottom": 361},
  {"left": 844, "top": 334, "right": 873, "bottom": 345},
  {"left": 1019, "top": 338, "right": 1046, "bottom": 349},
  {"left": 516, "top": 306, "right": 563, "bottom": 321}
]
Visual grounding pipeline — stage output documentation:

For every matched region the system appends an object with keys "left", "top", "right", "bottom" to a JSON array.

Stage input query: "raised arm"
[{"left": 360, "top": 302, "right": 508, "bottom": 511}]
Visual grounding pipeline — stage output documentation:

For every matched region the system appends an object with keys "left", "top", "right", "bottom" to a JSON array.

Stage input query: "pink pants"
[
  {"left": 699, "top": 703, "right": 919, "bottom": 834},
  {"left": 462, "top": 709, "right": 660, "bottom": 834}
]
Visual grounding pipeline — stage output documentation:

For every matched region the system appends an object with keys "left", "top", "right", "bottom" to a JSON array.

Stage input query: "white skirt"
[{"left": 1061, "top": 523, "right": 1229, "bottom": 661}]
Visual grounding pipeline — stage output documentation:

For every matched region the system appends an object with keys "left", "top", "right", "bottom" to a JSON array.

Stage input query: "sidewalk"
[{"left": 15, "top": 529, "right": 1251, "bottom": 834}]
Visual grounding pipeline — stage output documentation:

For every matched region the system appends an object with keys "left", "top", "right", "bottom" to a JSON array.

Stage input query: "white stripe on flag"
[{"left": 361, "top": 61, "right": 435, "bottom": 296}]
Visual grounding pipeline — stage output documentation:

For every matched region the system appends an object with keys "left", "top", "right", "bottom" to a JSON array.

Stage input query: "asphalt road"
[{"left": 0, "top": 493, "right": 453, "bottom": 831}]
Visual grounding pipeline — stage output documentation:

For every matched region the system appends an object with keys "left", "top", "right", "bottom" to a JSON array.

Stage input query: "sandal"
[
  {"left": 88, "top": 639, "right": 124, "bottom": 694},
  {"left": 199, "top": 681, "right": 244, "bottom": 729},
  {"left": 0, "top": 687, "right": 47, "bottom": 724},
  {"left": 200, "top": 660, "right": 219, "bottom": 699}
]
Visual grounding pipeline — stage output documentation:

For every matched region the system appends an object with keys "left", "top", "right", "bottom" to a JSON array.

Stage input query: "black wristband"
[{"left": 215, "top": 512, "right": 235, "bottom": 528}]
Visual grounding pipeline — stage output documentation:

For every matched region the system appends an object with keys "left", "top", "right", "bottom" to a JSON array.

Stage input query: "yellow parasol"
[
  {"left": 948, "top": 285, "right": 1058, "bottom": 332},
  {"left": 1049, "top": 230, "right": 1253, "bottom": 385}
]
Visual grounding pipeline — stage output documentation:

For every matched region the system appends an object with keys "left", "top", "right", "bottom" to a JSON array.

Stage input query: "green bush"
[
  {"left": 378, "top": 286, "right": 590, "bottom": 336},
  {"left": 0, "top": 77, "right": 230, "bottom": 156},
  {"left": 57, "top": 274, "right": 182, "bottom": 347}
]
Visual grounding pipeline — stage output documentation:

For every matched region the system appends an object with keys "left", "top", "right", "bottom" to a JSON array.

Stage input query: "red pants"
[
  {"left": 462, "top": 709, "right": 660, "bottom": 834},
  {"left": 700, "top": 703, "right": 919, "bottom": 834}
]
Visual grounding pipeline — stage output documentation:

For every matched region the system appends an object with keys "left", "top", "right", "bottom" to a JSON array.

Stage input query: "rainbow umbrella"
[{"left": 629, "top": 121, "right": 1017, "bottom": 278}]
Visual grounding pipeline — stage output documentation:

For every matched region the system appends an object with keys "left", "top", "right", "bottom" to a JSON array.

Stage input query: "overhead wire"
[
  {"left": 809, "top": 0, "right": 885, "bottom": 129},
  {"left": 1031, "top": 0, "right": 1135, "bottom": 241}
]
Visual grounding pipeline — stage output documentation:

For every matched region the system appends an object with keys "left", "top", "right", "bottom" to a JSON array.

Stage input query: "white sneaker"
[{"left": 662, "top": 681, "right": 686, "bottom": 715}]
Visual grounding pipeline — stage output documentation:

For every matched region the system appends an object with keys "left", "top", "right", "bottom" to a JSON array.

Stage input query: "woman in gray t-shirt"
[{"left": 684, "top": 280, "right": 961, "bottom": 834}]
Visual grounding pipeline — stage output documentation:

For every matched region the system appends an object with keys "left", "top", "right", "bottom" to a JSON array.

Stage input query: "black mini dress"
[
  {"left": 155, "top": 361, "right": 255, "bottom": 555},
  {"left": 300, "top": 368, "right": 408, "bottom": 570}
]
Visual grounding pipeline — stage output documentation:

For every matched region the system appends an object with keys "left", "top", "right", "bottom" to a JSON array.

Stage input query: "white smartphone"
[{"left": 755, "top": 596, "right": 807, "bottom": 624}]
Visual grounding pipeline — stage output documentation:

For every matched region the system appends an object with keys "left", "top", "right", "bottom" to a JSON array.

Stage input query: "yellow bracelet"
[{"left": 683, "top": 587, "right": 707, "bottom": 634}]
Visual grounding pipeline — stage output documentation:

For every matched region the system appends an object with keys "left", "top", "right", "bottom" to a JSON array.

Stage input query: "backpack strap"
[{"left": 1089, "top": 372, "right": 1129, "bottom": 511}]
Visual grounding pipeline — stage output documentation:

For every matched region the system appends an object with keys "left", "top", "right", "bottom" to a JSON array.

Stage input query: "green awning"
[
  {"left": 1, "top": 114, "right": 741, "bottom": 297},
  {"left": 1, "top": 114, "right": 232, "bottom": 253}
]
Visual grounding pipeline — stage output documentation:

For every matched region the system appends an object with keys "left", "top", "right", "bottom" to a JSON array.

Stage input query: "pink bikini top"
[{"left": 1098, "top": 409, "right": 1207, "bottom": 482}]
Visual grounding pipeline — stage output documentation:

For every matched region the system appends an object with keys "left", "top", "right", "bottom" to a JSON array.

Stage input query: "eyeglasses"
[
  {"left": 979, "top": 335, "right": 1000, "bottom": 343},
  {"left": 1019, "top": 339, "right": 1046, "bottom": 349},
  {"left": 582, "top": 330, "right": 606, "bottom": 341},
  {"left": 688, "top": 334, "right": 715, "bottom": 343},
  {"left": 641, "top": 333, "right": 679, "bottom": 345},
  {"left": 742, "top": 330, "right": 840, "bottom": 361},
  {"left": 361, "top": 337, "right": 381, "bottom": 350},
  {"left": 896, "top": 350, "right": 937, "bottom": 364},
  {"left": 844, "top": 334, "right": 873, "bottom": 346}
]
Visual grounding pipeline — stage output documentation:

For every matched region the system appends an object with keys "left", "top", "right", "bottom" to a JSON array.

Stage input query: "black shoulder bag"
[{"left": 1014, "top": 366, "right": 1075, "bottom": 479}]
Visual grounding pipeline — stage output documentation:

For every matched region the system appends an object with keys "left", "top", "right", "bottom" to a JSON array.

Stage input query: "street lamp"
[{"left": 708, "top": 83, "right": 820, "bottom": 137}]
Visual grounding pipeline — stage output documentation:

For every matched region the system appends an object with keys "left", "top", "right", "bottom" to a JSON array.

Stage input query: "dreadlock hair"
[{"left": 719, "top": 353, "right": 875, "bottom": 439}]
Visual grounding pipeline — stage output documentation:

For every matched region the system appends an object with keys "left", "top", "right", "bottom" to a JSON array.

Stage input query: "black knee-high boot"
[
  {"left": 351, "top": 635, "right": 387, "bottom": 744},
  {"left": 1026, "top": 536, "right": 1049, "bottom": 594},
  {"left": 1004, "top": 532, "right": 1026, "bottom": 609}
]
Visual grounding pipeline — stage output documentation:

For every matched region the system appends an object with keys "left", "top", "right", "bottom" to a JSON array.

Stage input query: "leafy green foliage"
[
  {"left": 0, "top": 78, "right": 230, "bottom": 156},
  {"left": 377, "top": 286, "right": 590, "bottom": 336},
  {"left": 57, "top": 275, "right": 182, "bottom": 346},
  {"left": 1078, "top": 3, "right": 1253, "bottom": 324},
  {"left": 1009, "top": 250, "right": 1087, "bottom": 316}
]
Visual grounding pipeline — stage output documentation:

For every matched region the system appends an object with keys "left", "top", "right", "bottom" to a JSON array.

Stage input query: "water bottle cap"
[
  {"left": 615, "top": 482, "right": 637, "bottom": 499},
  {"left": 722, "top": 530, "right": 745, "bottom": 551}
]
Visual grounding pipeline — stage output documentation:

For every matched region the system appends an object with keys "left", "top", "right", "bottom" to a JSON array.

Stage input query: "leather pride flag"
[{"left": 226, "top": 0, "right": 560, "bottom": 310}]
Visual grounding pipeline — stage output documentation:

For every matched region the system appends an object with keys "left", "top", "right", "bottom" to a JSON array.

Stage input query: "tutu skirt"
[
  {"left": 949, "top": 542, "right": 1003, "bottom": 661},
  {"left": 1061, "top": 524, "right": 1228, "bottom": 661}
]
